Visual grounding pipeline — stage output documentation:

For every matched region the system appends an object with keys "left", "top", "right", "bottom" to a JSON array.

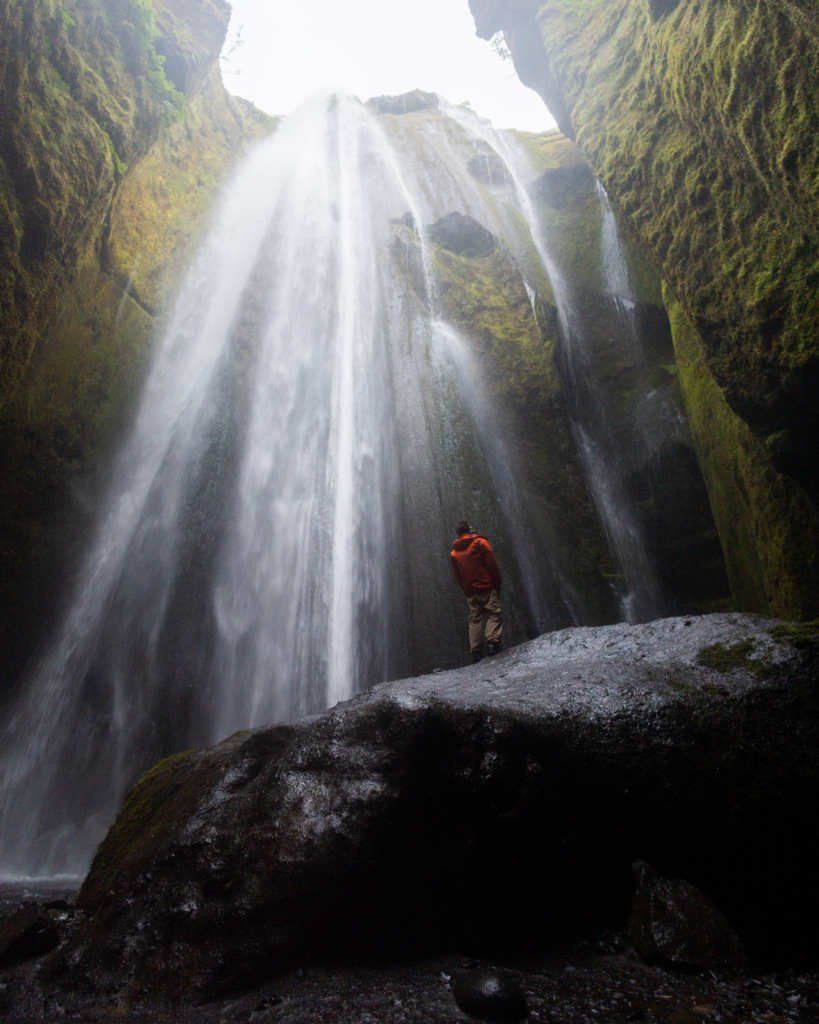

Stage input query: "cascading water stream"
[
  {"left": 441, "top": 104, "right": 669, "bottom": 623},
  {"left": 0, "top": 93, "right": 577, "bottom": 878}
]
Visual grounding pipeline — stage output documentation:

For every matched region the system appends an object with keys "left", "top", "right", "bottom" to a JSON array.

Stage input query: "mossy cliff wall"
[
  {"left": 469, "top": 0, "right": 819, "bottom": 618},
  {"left": 426, "top": 220, "right": 621, "bottom": 624},
  {"left": 668, "top": 288, "right": 819, "bottom": 616},
  {"left": 382, "top": 102, "right": 729, "bottom": 623},
  {"left": 0, "top": 0, "right": 274, "bottom": 680}
]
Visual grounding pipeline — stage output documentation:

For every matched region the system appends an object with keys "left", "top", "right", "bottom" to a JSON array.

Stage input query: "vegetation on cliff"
[
  {"left": 1, "top": 0, "right": 183, "bottom": 408},
  {"left": 669, "top": 287, "right": 819, "bottom": 618},
  {"left": 470, "top": 0, "right": 819, "bottom": 618}
]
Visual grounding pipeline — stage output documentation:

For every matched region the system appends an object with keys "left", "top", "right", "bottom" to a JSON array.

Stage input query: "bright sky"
[{"left": 220, "top": 0, "right": 556, "bottom": 132}]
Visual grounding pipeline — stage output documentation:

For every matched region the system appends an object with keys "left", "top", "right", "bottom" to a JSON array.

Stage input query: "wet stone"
[
  {"left": 0, "top": 906, "right": 60, "bottom": 965},
  {"left": 452, "top": 968, "right": 527, "bottom": 1022},
  {"left": 427, "top": 212, "right": 498, "bottom": 258},
  {"left": 627, "top": 861, "right": 747, "bottom": 975}
]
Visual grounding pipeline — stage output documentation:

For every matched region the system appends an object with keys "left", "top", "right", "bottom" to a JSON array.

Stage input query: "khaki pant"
[{"left": 467, "top": 589, "right": 503, "bottom": 653}]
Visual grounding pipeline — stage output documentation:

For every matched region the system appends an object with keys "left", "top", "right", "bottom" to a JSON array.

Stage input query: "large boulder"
[{"left": 46, "top": 614, "right": 819, "bottom": 1000}]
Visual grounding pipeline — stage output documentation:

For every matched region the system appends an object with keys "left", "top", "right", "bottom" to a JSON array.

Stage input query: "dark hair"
[{"left": 455, "top": 519, "right": 472, "bottom": 536}]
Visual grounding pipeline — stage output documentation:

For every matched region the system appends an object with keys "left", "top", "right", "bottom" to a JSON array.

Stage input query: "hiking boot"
[
  {"left": 472, "top": 649, "right": 484, "bottom": 663},
  {"left": 486, "top": 641, "right": 501, "bottom": 656}
]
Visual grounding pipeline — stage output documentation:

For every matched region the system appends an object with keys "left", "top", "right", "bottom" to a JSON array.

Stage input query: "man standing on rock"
[{"left": 451, "top": 519, "right": 503, "bottom": 663}]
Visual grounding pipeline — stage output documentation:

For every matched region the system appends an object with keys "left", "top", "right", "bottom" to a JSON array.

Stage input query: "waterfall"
[
  {"left": 0, "top": 93, "right": 581, "bottom": 878},
  {"left": 0, "top": 91, "right": 704, "bottom": 878}
]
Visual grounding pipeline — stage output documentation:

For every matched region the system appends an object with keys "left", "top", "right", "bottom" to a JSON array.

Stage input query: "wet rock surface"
[
  {"left": 0, "top": 908, "right": 60, "bottom": 967},
  {"left": 452, "top": 967, "right": 527, "bottom": 1021},
  {"left": 37, "top": 614, "right": 819, "bottom": 999},
  {"left": 627, "top": 862, "right": 747, "bottom": 975},
  {"left": 427, "top": 212, "right": 498, "bottom": 258},
  {"left": 367, "top": 90, "right": 439, "bottom": 116}
]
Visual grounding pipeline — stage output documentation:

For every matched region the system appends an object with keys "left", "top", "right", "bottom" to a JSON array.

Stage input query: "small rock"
[
  {"left": 254, "top": 994, "right": 282, "bottom": 1010},
  {"left": 0, "top": 907, "right": 60, "bottom": 965},
  {"left": 43, "top": 900, "right": 71, "bottom": 912},
  {"left": 627, "top": 861, "right": 747, "bottom": 974},
  {"left": 452, "top": 968, "right": 527, "bottom": 1022}
]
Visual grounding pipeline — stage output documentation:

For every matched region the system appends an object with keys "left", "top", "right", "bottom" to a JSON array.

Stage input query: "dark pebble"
[{"left": 452, "top": 967, "right": 527, "bottom": 1022}]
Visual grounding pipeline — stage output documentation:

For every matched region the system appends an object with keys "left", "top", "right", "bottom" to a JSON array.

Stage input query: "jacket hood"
[{"left": 452, "top": 532, "right": 486, "bottom": 551}]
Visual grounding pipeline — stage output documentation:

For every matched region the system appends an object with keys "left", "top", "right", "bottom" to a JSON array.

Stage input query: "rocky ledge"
[{"left": 43, "top": 614, "right": 819, "bottom": 1001}]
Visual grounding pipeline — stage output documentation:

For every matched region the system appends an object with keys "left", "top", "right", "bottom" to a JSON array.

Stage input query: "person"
[{"left": 450, "top": 519, "right": 503, "bottom": 663}]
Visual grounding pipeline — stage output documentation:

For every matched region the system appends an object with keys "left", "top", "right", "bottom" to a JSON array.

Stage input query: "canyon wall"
[
  {"left": 0, "top": 0, "right": 274, "bottom": 681},
  {"left": 0, "top": 1, "right": 736, "bottom": 688},
  {"left": 470, "top": 0, "right": 819, "bottom": 618}
]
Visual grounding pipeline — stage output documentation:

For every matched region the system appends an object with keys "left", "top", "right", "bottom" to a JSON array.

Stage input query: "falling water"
[
  {"left": 440, "top": 104, "right": 670, "bottom": 622},
  {"left": 0, "top": 93, "right": 580, "bottom": 878},
  {"left": 597, "top": 180, "right": 634, "bottom": 304}
]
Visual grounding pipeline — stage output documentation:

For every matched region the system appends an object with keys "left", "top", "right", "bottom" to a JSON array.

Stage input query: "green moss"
[
  {"left": 697, "top": 638, "right": 772, "bottom": 677},
  {"left": 0, "top": 0, "right": 190, "bottom": 416},
  {"left": 667, "top": 678, "right": 694, "bottom": 692},
  {"left": 106, "top": 66, "right": 277, "bottom": 311},
  {"left": 509, "top": 128, "right": 587, "bottom": 176},
  {"left": 101, "top": 129, "right": 128, "bottom": 177},
  {"left": 769, "top": 620, "right": 819, "bottom": 649},
  {"left": 77, "top": 748, "right": 195, "bottom": 913},
  {"left": 426, "top": 239, "right": 620, "bottom": 621},
  {"left": 698, "top": 682, "right": 730, "bottom": 696},
  {"left": 668, "top": 284, "right": 819, "bottom": 619}
]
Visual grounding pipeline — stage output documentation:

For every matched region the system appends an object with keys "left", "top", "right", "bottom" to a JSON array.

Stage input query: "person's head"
[{"left": 455, "top": 519, "right": 472, "bottom": 536}]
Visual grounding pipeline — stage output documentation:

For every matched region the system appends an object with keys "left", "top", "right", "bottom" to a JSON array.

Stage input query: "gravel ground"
[{"left": 1, "top": 884, "right": 818, "bottom": 1024}]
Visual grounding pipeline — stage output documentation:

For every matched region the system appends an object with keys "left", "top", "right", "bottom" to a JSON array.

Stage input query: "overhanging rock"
[{"left": 46, "top": 614, "right": 819, "bottom": 999}]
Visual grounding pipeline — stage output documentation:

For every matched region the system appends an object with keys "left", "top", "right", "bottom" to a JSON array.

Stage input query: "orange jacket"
[{"left": 451, "top": 533, "right": 502, "bottom": 596}]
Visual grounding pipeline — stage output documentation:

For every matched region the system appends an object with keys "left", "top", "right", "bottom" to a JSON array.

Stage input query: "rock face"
[
  {"left": 366, "top": 89, "right": 439, "bottom": 115},
  {"left": 427, "top": 212, "right": 498, "bottom": 259},
  {"left": 45, "top": 614, "right": 819, "bottom": 999},
  {"left": 469, "top": 0, "right": 819, "bottom": 618},
  {"left": 385, "top": 107, "right": 730, "bottom": 628},
  {"left": 627, "top": 861, "right": 747, "bottom": 975}
]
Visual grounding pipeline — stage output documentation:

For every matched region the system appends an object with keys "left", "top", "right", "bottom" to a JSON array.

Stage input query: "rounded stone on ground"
[
  {"left": 0, "top": 907, "right": 60, "bottom": 965},
  {"left": 452, "top": 967, "right": 527, "bottom": 1022}
]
